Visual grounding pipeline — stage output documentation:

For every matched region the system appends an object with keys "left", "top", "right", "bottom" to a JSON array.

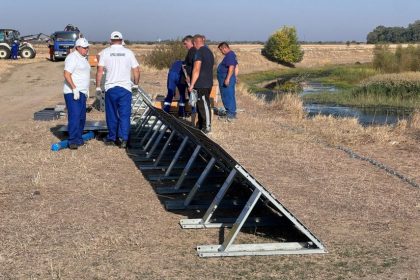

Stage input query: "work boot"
[
  {"left": 69, "top": 144, "right": 78, "bottom": 150},
  {"left": 120, "top": 140, "right": 128, "bottom": 149},
  {"left": 103, "top": 138, "right": 116, "bottom": 146}
]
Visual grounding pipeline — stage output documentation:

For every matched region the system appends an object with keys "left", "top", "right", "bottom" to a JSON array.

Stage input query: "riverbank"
[{"left": 240, "top": 64, "right": 420, "bottom": 110}]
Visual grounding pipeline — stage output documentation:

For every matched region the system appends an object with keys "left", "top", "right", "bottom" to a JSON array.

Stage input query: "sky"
[{"left": 1, "top": 0, "right": 419, "bottom": 42}]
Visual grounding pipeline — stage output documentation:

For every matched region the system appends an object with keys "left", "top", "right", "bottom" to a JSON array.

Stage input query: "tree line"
[{"left": 367, "top": 20, "right": 420, "bottom": 44}]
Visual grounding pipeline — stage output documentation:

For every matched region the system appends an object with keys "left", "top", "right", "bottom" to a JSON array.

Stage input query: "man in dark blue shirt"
[
  {"left": 188, "top": 34, "right": 214, "bottom": 134},
  {"left": 217, "top": 42, "right": 238, "bottom": 120}
]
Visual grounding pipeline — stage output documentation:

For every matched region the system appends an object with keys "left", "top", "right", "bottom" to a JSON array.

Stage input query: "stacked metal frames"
[{"left": 130, "top": 87, "right": 326, "bottom": 257}]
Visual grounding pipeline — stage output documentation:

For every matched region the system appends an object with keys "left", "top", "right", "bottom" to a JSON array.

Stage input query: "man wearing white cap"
[
  {"left": 96, "top": 31, "right": 140, "bottom": 148},
  {"left": 63, "top": 37, "right": 91, "bottom": 150}
]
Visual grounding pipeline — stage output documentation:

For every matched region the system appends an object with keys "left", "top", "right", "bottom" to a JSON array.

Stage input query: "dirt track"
[
  {"left": 0, "top": 51, "right": 419, "bottom": 279},
  {"left": 0, "top": 60, "right": 63, "bottom": 122}
]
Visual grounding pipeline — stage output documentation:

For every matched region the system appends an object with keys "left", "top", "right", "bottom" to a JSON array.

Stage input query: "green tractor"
[{"left": 0, "top": 29, "right": 37, "bottom": 59}]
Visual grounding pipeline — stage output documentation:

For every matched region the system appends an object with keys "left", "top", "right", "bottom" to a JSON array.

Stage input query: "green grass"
[
  {"left": 241, "top": 64, "right": 420, "bottom": 109},
  {"left": 240, "top": 64, "right": 378, "bottom": 93},
  {"left": 302, "top": 90, "right": 420, "bottom": 108}
]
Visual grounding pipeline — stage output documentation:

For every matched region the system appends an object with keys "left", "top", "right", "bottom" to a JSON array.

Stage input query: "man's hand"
[
  {"left": 72, "top": 88, "right": 80, "bottom": 100},
  {"left": 95, "top": 87, "right": 102, "bottom": 96},
  {"left": 224, "top": 78, "right": 230, "bottom": 87}
]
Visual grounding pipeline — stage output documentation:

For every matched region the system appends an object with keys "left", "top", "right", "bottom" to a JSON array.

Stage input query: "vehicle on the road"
[
  {"left": 0, "top": 29, "right": 37, "bottom": 59},
  {"left": 49, "top": 25, "right": 82, "bottom": 61}
]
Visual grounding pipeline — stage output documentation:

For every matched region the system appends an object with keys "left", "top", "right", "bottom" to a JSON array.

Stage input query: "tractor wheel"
[
  {"left": 20, "top": 47, "right": 36, "bottom": 59},
  {"left": 0, "top": 46, "right": 11, "bottom": 59}
]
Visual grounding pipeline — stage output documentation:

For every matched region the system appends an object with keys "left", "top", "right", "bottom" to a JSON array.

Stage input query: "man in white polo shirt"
[
  {"left": 63, "top": 37, "right": 91, "bottom": 150},
  {"left": 96, "top": 31, "right": 140, "bottom": 148}
]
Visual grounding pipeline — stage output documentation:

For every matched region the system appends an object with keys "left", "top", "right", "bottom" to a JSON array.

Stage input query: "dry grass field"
[{"left": 0, "top": 44, "right": 419, "bottom": 279}]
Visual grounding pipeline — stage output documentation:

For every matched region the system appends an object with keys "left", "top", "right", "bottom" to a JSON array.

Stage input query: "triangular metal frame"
[{"left": 129, "top": 87, "right": 326, "bottom": 257}]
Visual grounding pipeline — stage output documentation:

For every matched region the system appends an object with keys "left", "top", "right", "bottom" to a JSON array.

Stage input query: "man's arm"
[
  {"left": 96, "top": 66, "right": 104, "bottom": 89},
  {"left": 189, "top": 60, "right": 201, "bottom": 92},
  {"left": 224, "top": 65, "right": 235, "bottom": 86},
  {"left": 132, "top": 66, "right": 140, "bottom": 85},
  {"left": 64, "top": 70, "right": 76, "bottom": 90},
  {"left": 235, "top": 64, "right": 239, "bottom": 77}
]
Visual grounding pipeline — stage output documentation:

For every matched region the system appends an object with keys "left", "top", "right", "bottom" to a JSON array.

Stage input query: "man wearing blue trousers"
[
  {"left": 217, "top": 42, "right": 238, "bottom": 121},
  {"left": 96, "top": 31, "right": 140, "bottom": 149},
  {"left": 163, "top": 60, "right": 187, "bottom": 117},
  {"left": 11, "top": 40, "right": 19, "bottom": 59},
  {"left": 63, "top": 38, "right": 91, "bottom": 150}
]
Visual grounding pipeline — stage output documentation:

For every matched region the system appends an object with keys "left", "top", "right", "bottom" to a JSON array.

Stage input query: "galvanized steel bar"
[
  {"left": 174, "top": 145, "right": 201, "bottom": 190},
  {"left": 154, "top": 130, "right": 176, "bottom": 167},
  {"left": 164, "top": 136, "right": 189, "bottom": 177},
  {"left": 147, "top": 125, "right": 168, "bottom": 159}
]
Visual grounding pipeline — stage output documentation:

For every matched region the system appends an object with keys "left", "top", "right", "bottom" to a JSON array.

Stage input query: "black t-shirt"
[
  {"left": 184, "top": 47, "right": 196, "bottom": 77},
  {"left": 194, "top": 46, "right": 214, "bottom": 88},
  {"left": 180, "top": 47, "right": 196, "bottom": 84}
]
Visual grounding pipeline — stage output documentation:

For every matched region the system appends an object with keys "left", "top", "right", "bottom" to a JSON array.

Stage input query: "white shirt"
[
  {"left": 98, "top": 44, "right": 140, "bottom": 92},
  {"left": 63, "top": 50, "right": 91, "bottom": 94}
]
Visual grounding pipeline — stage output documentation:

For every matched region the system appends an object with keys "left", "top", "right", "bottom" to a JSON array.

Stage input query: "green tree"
[{"left": 262, "top": 26, "right": 304, "bottom": 65}]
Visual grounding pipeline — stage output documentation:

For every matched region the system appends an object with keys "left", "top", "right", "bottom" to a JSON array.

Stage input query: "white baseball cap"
[
  {"left": 75, "top": 38, "right": 89, "bottom": 48},
  {"left": 110, "top": 31, "right": 123, "bottom": 40}
]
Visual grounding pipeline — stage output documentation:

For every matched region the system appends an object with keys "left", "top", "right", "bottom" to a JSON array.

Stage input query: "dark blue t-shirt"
[
  {"left": 217, "top": 50, "right": 237, "bottom": 77},
  {"left": 194, "top": 46, "right": 214, "bottom": 88}
]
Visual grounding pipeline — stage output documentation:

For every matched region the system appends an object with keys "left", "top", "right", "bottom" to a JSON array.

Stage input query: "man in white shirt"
[
  {"left": 96, "top": 31, "right": 140, "bottom": 148},
  {"left": 63, "top": 37, "right": 91, "bottom": 150}
]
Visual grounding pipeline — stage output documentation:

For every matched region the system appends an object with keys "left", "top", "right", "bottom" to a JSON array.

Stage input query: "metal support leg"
[
  {"left": 144, "top": 122, "right": 164, "bottom": 151},
  {"left": 154, "top": 130, "right": 176, "bottom": 167},
  {"left": 202, "top": 169, "right": 236, "bottom": 224},
  {"left": 139, "top": 118, "right": 158, "bottom": 146},
  {"left": 164, "top": 157, "right": 216, "bottom": 208},
  {"left": 184, "top": 157, "right": 216, "bottom": 205},
  {"left": 180, "top": 169, "right": 236, "bottom": 228},
  {"left": 173, "top": 145, "right": 201, "bottom": 190},
  {"left": 135, "top": 111, "right": 152, "bottom": 136},
  {"left": 147, "top": 125, "right": 168, "bottom": 159},
  {"left": 219, "top": 189, "right": 262, "bottom": 251},
  {"left": 164, "top": 136, "right": 189, "bottom": 177}
]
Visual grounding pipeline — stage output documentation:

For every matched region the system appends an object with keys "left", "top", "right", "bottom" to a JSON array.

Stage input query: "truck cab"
[{"left": 50, "top": 31, "right": 80, "bottom": 61}]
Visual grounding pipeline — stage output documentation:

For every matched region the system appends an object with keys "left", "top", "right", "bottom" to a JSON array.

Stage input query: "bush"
[
  {"left": 144, "top": 40, "right": 186, "bottom": 69},
  {"left": 262, "top": 26, "right": 304, "bottom": 65},
  {"left": 353, "top": 72, "right": 420, "bottom": 102},
  {"left": 373, "top": 44, "right": 420, "bottom": 73}
]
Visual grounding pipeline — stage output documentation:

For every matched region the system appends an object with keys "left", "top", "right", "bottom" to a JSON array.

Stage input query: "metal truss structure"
[{"left": 129, "top": 88, "right": 326, "bottom": 257}]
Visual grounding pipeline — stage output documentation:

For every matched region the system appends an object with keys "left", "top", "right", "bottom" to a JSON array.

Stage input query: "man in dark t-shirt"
[
  {"left": 188, "top": 34, "right": 214, "bottom": 134},
  {"left": 181, "top": 35, "right": 197, "bottom": 115},
  {"left": 182, "top": 35, "right": 196, "bottom": 84}
]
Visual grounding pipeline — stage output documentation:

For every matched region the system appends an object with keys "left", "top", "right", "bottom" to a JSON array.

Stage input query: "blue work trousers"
[
  {"left": 164, "top": 73, "right": 186, "bottom": 117},
  {"left": 218, "top": 75, "right": 237, "bottom": 118},
  {"left": 64, "top": 93, "right": 86, "bottom": 145},
  {"left": 105, "top": 86, "right": 132, "bottom": 141},
  {"left": 11, "top": 46, "right": 19, "bottom": 59}
]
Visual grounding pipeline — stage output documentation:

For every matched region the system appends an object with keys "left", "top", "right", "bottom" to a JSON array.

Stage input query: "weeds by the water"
[
  {"left": 304, "top": 72, "right": 420, "bottom": 108},
  {"left": 240, "top": 64, "right": 378, "bottom": 93},
  {"left": 373, "top": 44, "right": 420, "bottom": 73}
]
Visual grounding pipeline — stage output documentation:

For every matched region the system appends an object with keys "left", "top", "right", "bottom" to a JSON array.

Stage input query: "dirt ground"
[{"left": 0, "top": 46, "right": 419, "bottom": 279}]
